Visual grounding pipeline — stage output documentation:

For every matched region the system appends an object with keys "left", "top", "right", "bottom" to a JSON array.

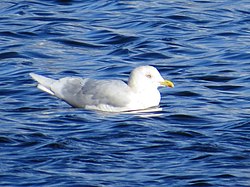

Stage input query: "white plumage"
[{"left": 30, "top": 66, "right": 174, "bottom": 112}]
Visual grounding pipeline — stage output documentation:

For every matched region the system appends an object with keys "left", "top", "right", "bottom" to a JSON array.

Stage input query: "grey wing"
[{"left": 51, "top": 78, "right": 132, "bottom": 108}]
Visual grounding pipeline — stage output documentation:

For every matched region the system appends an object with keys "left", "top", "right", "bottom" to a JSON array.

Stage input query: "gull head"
[{"left": 128, "top": 66, "right": 174, "bottom": 91}]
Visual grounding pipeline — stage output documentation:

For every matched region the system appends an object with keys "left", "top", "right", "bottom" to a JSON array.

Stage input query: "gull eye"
[{"left": 146, "top": 74, "right": 152, "bottom": 79}]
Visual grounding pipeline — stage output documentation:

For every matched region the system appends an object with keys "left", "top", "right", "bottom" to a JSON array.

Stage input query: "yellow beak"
[{"left": 160, "top": 80, "right": 174, "bottom": 88}]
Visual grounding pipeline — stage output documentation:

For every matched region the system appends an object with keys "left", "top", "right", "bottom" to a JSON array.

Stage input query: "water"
[{"left": 0, "top": 0, "right": 250, "bottom": 186}]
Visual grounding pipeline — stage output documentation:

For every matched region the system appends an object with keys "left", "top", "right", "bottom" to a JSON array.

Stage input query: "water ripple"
[{"left": 0, "top": 0, "right": 250, "bottom": 186}]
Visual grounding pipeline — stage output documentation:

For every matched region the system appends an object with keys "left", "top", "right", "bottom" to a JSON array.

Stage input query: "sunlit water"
[{"left": 0, "top": 0, "right": 250, "bottom": 186}]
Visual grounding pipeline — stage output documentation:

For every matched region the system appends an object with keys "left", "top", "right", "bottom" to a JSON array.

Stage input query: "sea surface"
[{"left": 0, "top": 0, "right": 250, "bottom": 186}]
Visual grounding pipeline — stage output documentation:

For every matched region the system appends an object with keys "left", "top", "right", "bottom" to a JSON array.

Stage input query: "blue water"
[{"left": 0, "top": 0, "right": 250, "bottom": 186}]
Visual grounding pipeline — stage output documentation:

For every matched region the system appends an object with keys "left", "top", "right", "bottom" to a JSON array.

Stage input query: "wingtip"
[
  {"left": 29, "top": 73, "right": 56, "bottom": 96},
  {"left": 29, "top": 72, "right": 37, "bottom": 79}
]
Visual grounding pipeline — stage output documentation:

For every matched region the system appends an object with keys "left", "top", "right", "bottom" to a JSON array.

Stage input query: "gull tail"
[{"left": 29, "top": 73, "right": 56, "bottom": 96}]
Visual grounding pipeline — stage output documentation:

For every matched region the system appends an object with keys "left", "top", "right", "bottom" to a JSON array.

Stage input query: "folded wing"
[{"left": 30, "top": 73, "right": 132, "bottom": 109}]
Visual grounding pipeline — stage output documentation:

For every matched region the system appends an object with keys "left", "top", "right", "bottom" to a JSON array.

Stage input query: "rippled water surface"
[{"left": 1, "top": 0, "right": 250, "bottom": 186}]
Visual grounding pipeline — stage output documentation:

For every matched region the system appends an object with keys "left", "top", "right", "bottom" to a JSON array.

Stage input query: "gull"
[{"left": 30, "top": 66, "right": 174, "bottom": 112}]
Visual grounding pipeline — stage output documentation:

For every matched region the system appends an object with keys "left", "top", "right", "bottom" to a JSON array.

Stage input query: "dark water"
[{"left": 1, "top": 0, "right": 250, "bottom": 186}]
